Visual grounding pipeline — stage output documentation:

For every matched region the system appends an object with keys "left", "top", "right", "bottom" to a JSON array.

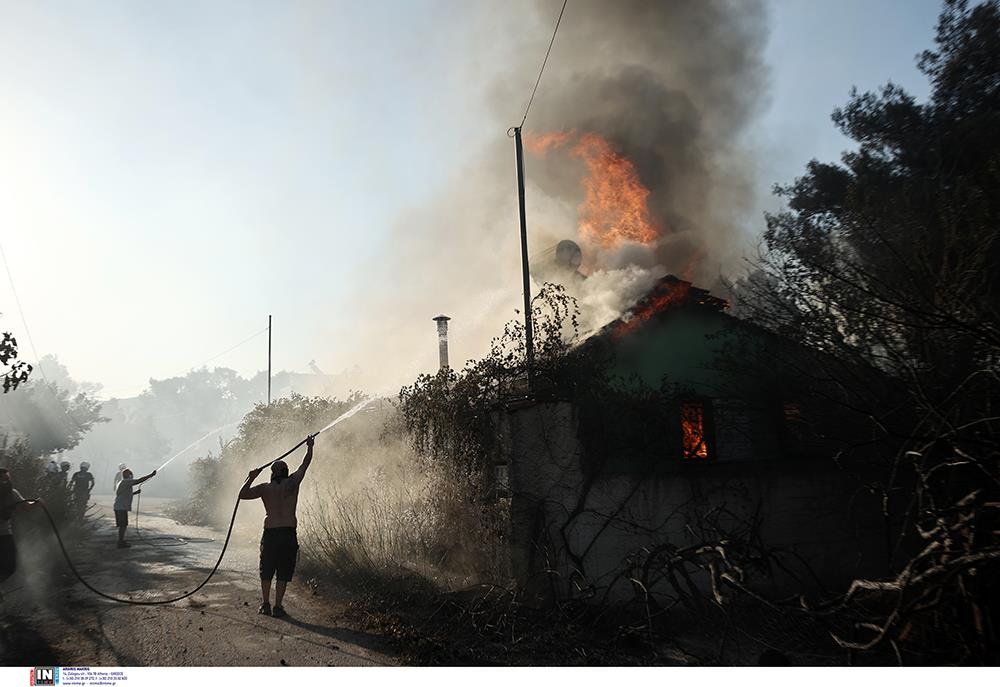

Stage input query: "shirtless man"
[{"left": 239, "top": 435, "right": 314, "bottom": 618}]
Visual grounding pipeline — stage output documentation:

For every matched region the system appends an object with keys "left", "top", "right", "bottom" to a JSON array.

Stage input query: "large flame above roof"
[{"left": 526, "top": 130, "right": 660, "bottom": 251}]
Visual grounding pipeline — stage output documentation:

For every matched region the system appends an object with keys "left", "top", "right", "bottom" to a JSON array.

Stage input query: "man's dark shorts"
[
  {"left": 259, "top": 527, "right": 298, "bottom": 582},
  {"left": 0, "top": 534, "right": 16, "bottom": 580},
  {"left": 114, "top": 509, "right": 128, "bottom": 528}
]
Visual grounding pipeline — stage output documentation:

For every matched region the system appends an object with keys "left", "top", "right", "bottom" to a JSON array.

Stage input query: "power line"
[
  {"left": 0, "top": 238, "right": 263, "bottom": 431},
  {"left": 185, "top": 326, "right": 269, "bottom": 374},
  {"left": 0, "top": 240, "right": 47, "bottom": 374},
  {"left": 97, "top": 325, "right": 270, "bottom": 399},
  {"left": 0, "top": 238, "right": 88, "bottom": 433},
  {"left": 519, "top": 0, "right": 569, "bottom": 129}
]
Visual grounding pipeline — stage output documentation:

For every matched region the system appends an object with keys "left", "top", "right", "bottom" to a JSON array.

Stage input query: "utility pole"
[
  {"left": 267, "top": 315, "right": 272, "bottom": 406},
  {"left": 513, "top": 127, "right": 535, "bottom": 392}
]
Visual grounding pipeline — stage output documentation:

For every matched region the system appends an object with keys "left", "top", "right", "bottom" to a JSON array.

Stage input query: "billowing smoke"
[
  {"left": 515, "top": 0, "right": 768, "bottom": 279},
  {"left": 328, "top": 0, "right": 769, "bottom": 390}
]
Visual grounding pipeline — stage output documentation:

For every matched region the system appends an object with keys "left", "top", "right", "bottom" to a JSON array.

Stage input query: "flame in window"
[{"left": 681, "top": 402, "right": 709, "bottom": 459}]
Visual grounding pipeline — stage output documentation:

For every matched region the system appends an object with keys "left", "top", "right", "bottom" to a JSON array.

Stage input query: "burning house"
[
  {"left": 494, "top": 272, "right": 892, "bottom": 602},
  {"left": 490, "top": 31, "right": 889, "bottom": 600}
]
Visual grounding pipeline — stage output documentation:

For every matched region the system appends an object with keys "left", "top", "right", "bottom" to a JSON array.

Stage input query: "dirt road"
[{"left": 0, "top": 496, "right": 397, "bottom": 667}]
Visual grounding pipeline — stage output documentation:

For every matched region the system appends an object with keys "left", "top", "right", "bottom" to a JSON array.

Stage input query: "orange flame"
[
  {"left": 613, "top": 280, "right": 691, "bottom": 339},
  {"left": 525, "top": 130, "right": 660, "bottom": 250},
  {"left": 681, "top": 402, "right": 709, "bottom": 459},
  {"left": 570, "top": 133, "right": 659, "bottom": 249},
  {"left": 523, "top": 130, "right": 575, "bottom": 156}
]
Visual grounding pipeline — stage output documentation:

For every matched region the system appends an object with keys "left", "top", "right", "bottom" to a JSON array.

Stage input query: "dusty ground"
[
  {"left": 1, "top": 496, "right": 851, "bottom": 667},
  {"left": 0, "top": 496, "right": 397, "bottom": 667}
]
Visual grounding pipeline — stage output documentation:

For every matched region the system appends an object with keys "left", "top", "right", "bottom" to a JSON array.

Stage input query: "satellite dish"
[{"left": 554, "top": 240, "right": 583, "bottom": 271}]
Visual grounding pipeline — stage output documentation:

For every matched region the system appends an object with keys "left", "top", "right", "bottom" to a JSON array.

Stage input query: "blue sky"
[
  {"left": 0, "top": 0, "right": 943, "bottom": 398},
  {"left": 761, "top": 0, "right": 938, "bottom": 179}
]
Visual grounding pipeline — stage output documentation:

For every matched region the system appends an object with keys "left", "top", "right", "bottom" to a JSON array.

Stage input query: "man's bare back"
[{"left": 256, "top": 475, "right": 302, "bottom": 529}]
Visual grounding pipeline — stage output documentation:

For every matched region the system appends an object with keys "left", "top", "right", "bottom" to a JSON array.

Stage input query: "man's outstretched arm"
[
  {"left": 239, "top": 467, "right": 265, "bottom": 500},
  {"left": 290, "top": 435, "right": 315, "bottom": 483},
  {"left": 135, "top": 470, "right": 158, "bottom": 485}
]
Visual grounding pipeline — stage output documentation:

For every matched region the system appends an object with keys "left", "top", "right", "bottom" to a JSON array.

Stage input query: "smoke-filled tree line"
[{"left": 0, "top": 356, "right": 105, "bottom": 529}]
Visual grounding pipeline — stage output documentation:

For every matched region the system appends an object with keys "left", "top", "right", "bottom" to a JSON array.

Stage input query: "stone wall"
[{"left": 499, "top": 400, "right": 888, "bottom": 602}]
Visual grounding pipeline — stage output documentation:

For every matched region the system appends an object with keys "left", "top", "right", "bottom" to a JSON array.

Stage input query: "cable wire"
[
  {"left": 97, "top": 325, "right": 270, "bottom": 399},
  {"left": 0, "top": 240, "right": 263, "bottom": 467},
  {"left": 518, "top": 0, "right": 569, "bottom": 129},
  {"left": 0, "top": 238, "right": 88, "bottom": 433},
  {"left": 2, "top": 237, "right": 265, "bottom": 402},
  {"left": 183, "top": 326, "right": 270, "bottom": 376}
]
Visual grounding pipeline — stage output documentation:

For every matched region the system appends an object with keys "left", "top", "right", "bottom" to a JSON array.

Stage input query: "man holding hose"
[
  {"left": 0, "top": 467, "right": 44, "bottom": 600},
  {"left": 114, "top": 467, "right": 156, "bottom": 549},
  {"left": 240, "top": 434, "right": 314, "bottom": 618}
]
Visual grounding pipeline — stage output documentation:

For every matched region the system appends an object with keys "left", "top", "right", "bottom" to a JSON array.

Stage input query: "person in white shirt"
[
  {"left": 113, "top": 462, "right": 127, "bottom": 493},
  {"left": 113, "top": 468, "right": 156, "bottom": 549}
]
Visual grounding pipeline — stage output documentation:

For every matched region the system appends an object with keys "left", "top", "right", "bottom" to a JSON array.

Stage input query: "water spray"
[
  {"left": 150, "top": 397, "right": 377, "bottom": 479},
  {"left": 20, "top": 396, "right": 382, "bottom": 606},
  {"left": 310, "top": 396, "right": 378, "bottom": 437},
  {"left": 242, "top": 397, "right": 380, "bottom": 477},
  {"left": 155, "top": 421, "right": 240, "bottom": 473}
]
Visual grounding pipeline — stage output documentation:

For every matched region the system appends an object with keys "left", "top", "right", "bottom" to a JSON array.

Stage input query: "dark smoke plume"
[
  {"left": 330, "top": 0, "right": 770, "bottom": 389},
  {"left": 508, "top": 0, "right": 769, "bottom": 281}
]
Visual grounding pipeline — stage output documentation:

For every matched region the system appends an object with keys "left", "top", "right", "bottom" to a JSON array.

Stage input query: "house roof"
[{"left": 597, "top": 274, "right": 729, "bottom": 340}]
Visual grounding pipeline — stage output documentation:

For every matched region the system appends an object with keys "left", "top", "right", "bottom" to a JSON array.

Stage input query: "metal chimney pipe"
[{"left": 433, "top": 315, "right": 451, "bottom": 370}]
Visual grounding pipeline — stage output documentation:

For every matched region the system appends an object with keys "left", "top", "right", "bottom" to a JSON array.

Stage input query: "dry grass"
[{"left": 299, "top": 457, "right": 507, "bottom": 595}]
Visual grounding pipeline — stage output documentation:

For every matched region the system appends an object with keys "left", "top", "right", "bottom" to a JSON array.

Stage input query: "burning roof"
[{"left": 602, "top": 275, "right": 728, "bottom": 340}]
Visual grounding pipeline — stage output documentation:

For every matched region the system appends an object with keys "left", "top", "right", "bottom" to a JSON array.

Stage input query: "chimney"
[{"left": 433, "top": 315, "right": 451, "bottom": 370}]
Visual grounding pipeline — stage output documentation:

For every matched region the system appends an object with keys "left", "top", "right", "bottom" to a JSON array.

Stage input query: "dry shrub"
[{"left": 300, "top": 447, "right": 508, "bottom": 594}]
